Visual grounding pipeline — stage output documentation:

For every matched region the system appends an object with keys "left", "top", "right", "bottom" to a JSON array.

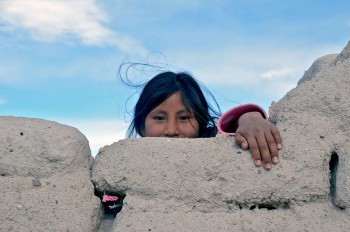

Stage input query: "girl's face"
[{"left": 143, "top": 91, "right": 199, "bottom": 138}]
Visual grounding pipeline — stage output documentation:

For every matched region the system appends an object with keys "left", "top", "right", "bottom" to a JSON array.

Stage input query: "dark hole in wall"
[
  {"left": 329, "top": 152, "right": 338, "bottom": 197},
  {"left": 94, "top": 189, "right": 126, "bottom": 216},
  {"left": 239, "top": 203, "right": 289, "bottom": 210},
  {"left": 258, "top": 204, "right": 277, "bottom": 210},
  {"left": 329, "top": 152, "right": 344, "bottom": 210}
]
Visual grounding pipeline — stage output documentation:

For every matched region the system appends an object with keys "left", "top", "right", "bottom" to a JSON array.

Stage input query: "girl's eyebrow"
[
  {"left": 150, "top": 109, "right": 166, "bottom": 114},
  {"left": 150, "top": 109, "right": 190, "bottom": 115},
  {"left": 177, "top": 109, "right": 194, "bottom": 115}
]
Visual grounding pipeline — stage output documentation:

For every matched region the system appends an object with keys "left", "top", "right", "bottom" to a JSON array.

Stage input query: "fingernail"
[
  {"left": 255, "top": 160, "right": 262, "bottom": 166},
  {"left": 277, "top": 144, "right": 282, "bottom": 149},
  {"left": 272, "top": 156, "right": 279, "bottom": 163},
  {"left": 265, "top": 163, "right": 272, "bottom": 169}
]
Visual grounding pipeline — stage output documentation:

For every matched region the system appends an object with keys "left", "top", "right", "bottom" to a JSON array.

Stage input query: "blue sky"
[{"left": 1, "top": 0, "right": 349, "bottom": 155}]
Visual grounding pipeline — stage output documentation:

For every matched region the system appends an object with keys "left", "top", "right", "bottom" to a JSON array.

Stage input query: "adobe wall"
[
  {"left": 0, "top": 117, "right": 101, "bottom": 231},
  {"left": 1, "top": 41, "right": 349, "bottom": 231}
]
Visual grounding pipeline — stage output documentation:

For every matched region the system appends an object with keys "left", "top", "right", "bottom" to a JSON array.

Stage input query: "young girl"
[{"left": 122, "top": 70, "right": 282, "bottom": 170}]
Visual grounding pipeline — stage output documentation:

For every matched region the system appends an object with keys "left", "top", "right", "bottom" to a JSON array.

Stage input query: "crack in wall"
[
  {"left": 238, "top": 203, "right": 290, "bottom": 211},
  {"left": 94, "top": 189, "right": 126, "bottom": 231},
  {"left": 329, "top": 151, "right": 345, "bottom": 210}
]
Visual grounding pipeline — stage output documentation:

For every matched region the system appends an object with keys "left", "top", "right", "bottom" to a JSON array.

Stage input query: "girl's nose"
[{"left": 165, "top": 120, "right": 179, "bottom": 137}]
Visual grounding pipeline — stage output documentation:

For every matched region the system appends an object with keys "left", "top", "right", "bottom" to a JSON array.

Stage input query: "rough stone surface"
[
  {"left": 1, "top": 41, "right": 350, "bottom": 231},
  {"left": 92, "top": 41, "right": 350, "bottom": 231},
  {"left": 0, "top": 117, "right": 101, "bottom": 232},
  {"left": 297, "top": 54, "right": 338, "bottom": 85},
  {"left": 270, "top": 41, "right": 350, "bottom": 209}
]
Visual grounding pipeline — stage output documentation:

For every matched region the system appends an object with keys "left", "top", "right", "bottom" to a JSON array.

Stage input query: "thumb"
[{"left": 235, "top": 133, "right": 249, "bottom": 150}]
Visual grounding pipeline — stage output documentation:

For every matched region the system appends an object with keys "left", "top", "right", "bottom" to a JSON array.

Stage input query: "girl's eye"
[
  {"left": 152, "top": 116, "right": 165, "bottom": 121},
  {"left": 179, "top": 115, "right": 190, "bottom": 121}
]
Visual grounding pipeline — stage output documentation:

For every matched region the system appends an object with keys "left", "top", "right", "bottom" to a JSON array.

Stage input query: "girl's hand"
[{"left": 235, "top": 112, "right": 282, "bottom": 170}]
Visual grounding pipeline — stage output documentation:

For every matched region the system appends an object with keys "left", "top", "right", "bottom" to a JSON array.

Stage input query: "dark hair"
[{"left": 119, "top": 64, "right": 221, "bottom": 138}]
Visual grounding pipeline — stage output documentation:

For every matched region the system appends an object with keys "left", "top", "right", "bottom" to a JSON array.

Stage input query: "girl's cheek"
[
  {"left": 144, "top": 123, "right": 163, "bottom": 137},
  {"left": 181, "top": 122, "right": 199, "bottom": 138},
  {"left": 152, "top": 127, "right": 163, "bottom": 137}
]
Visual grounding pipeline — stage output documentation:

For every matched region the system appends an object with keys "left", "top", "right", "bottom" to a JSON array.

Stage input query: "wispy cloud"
[
  {"left": 0, "top": 0, "right": 146, "bottom": 54},
  {"left": 173, "top": 39, "right": 347, "bottom": 81},
  {"left": 165, "top": 42, "right": 345, "bottom": 102},
  {"left": 261, "top": 67, "right": 296, "bottom": 80},
  {"left": 169, "top": 46, "right": 307, "bottom": 93},
  {"left": 0, "top": 96, "right": 7, "bottom": 105}
]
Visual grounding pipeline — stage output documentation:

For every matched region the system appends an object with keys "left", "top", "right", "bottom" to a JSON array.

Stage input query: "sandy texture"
[
  {"left": 271, "top": 41, "right": 350, "bottom": 209},
  {"left": 0, "top": 117, "right": 101, "bottom": 232},
  {"left": 92, "top": 41, "right": 350, "bottom": 231}
]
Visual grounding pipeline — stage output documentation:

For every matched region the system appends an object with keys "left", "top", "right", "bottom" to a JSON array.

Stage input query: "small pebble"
[
  {"left": 32, "top": 178, "right": 41, "bottom": 187},
  {"left": 237, "top": 150, "right": 242, "bottom": 154},
  {"left": 320, "top": 135, "right": 325, "bottom": 139},
  {"left": 16, "top": 204, "right": 23, "bottom": 210}
]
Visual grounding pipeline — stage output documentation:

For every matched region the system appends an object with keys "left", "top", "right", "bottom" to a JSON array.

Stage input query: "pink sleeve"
[{"left": 217, "top": 103, "right": 268, "bottom": 136}]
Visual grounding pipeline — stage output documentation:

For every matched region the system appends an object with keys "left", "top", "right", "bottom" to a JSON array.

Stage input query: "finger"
[
  {"left": 265, "top": 131, "right": 279, "bottom": 164},
  {"left": 271, "top": 126, "right": 283, "bottom": 149},
  {"left": 235, "top": 133, "right": 248, "bottom": 150},
  {"left": 255, "top": 133, "right": 272, "bottom": 170},
  {"left": 247, "top": 137, "right": 262, "bottom": 167}
]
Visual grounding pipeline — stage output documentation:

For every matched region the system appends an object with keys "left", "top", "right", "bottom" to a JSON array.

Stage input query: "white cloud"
[
  {"left": 57, "top": 118, "right": 129, "bottom": 156},
  {"left": 168, "top": 46, "right": 307, "bottom": 86},
  {"left": 0, "top": 0, "right": 146, "bottom": 54},
  {"left": 0, "top": 96, "right": 7, "bottom": 105},
  {"left": 168, "top": 42, "right": 345, "bottom": 87},
  {"left": 162, "top": 43, "right": 345, "bottom": 106},
  {"left": 261, "top": 67, "right": 296, "bottom": 80}
]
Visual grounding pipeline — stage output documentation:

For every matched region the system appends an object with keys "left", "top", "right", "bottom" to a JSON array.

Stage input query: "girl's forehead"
[{"left": 152, "top": 92, "right": 193, "bottom": 112}]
